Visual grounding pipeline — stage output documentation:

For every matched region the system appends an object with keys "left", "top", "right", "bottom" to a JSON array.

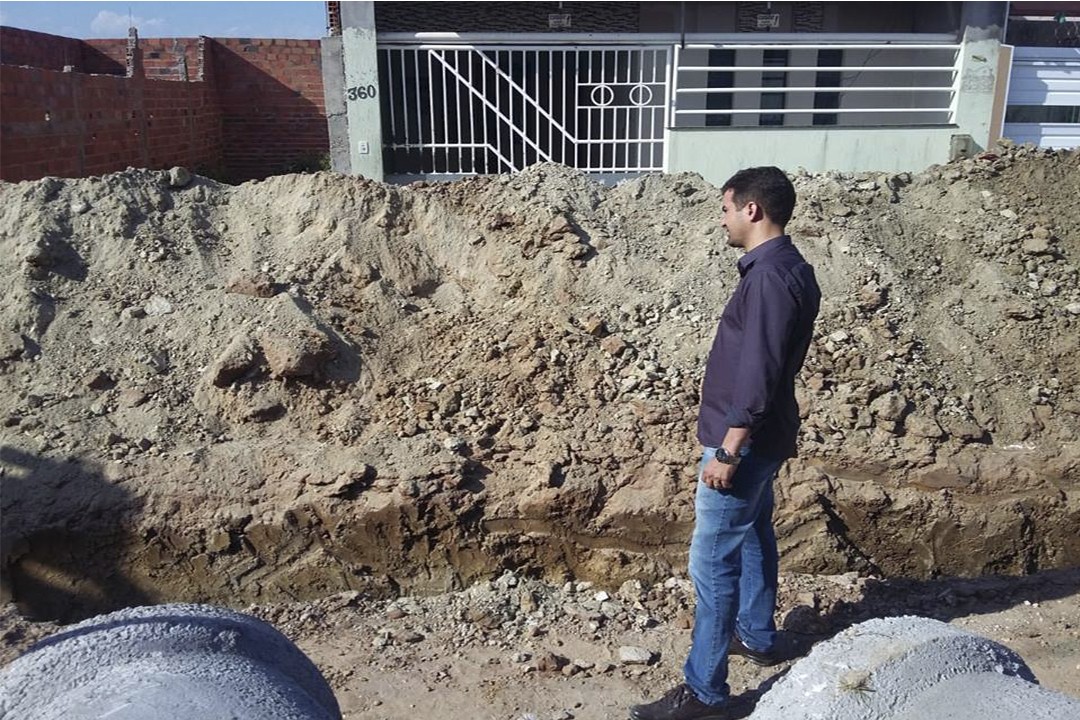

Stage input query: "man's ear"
[{"left": 744, "top": 201, "right": 763, "bottom": 222}]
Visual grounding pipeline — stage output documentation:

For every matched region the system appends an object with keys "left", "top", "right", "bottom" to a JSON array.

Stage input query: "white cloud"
[{"left": 90, "top": 10, "right": 165, "bottom": 37}]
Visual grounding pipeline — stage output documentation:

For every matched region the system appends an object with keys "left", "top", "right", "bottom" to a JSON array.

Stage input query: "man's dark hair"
[{"left": 721, "top": 166, "right": 796, "bottom": 227}]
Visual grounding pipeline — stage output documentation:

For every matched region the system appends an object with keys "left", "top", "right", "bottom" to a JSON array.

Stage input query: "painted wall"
[
  {"left": 666, "top": 126, "right": 957, "bottom": 186},
  {"left": 331, "top": 1, "right": 1010, "bottom": 181}
]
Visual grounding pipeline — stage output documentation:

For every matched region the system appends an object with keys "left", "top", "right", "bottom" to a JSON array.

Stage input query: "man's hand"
[{"left": 701, "top": 457, "right": 738, "bottom": 490}]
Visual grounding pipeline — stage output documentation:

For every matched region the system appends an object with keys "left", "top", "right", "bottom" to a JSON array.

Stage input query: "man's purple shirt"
[{"left": 697, "top": 234, "right": 821, "bottom": 459}]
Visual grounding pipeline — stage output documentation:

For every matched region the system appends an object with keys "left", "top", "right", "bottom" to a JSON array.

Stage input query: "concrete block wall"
[{"left": 0, "top": 27, "right": 328, "bottom": 183}]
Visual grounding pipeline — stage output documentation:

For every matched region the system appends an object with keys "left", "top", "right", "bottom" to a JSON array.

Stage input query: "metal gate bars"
[{"left": 377, "top": 43, "right": 670, "bottom": 176}]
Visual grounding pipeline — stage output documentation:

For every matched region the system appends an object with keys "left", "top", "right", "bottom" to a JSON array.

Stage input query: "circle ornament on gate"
[
  {"left": 629, "top": 83, "right": 654, "bottom": 106},
  {"left": 591, "top": 84, "right": 615, "bottom": 106}
]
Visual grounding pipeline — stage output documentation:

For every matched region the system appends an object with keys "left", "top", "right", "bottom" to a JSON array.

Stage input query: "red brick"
[{"left": 3, "top": 31, "right": 327, "bottom": 181}]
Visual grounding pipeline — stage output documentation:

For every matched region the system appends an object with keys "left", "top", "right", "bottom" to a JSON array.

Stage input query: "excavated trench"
[
  {"left": 4, "top": 448, "right": 1077, "bottom": 624},
  {"left": 2, "top": 148, "right": 1079, "bottom": 624}
]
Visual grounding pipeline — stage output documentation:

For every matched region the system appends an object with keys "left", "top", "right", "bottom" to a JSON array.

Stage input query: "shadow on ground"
[
  {"left": 0, "top": 445, "right": 149, "bottom": 622},
  {"left": 809, "top": 567, "right": 1080, "bottom": 633}
]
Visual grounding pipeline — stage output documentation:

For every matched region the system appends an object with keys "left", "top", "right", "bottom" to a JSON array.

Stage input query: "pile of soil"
[{"left": 1, "top": 145, "right": 1078, "bottom": 712}]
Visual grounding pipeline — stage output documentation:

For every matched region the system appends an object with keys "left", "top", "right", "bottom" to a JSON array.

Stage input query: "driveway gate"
[{"left": 377, "top": 41, "right": 670, "bottom": 177}]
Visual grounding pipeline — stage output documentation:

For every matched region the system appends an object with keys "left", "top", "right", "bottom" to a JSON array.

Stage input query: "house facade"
[{"left": 323, "top": 2, "right": 1023, "bottom": 186}]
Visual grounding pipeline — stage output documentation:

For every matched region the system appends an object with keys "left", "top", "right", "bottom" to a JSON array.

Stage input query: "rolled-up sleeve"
[{"left": 724, "top": 270, "right": 798, "bottom": 432}]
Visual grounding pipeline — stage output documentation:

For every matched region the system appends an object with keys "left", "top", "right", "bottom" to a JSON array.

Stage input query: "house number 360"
[{"left": 346, "top": 85, "right": 378, "bottom": 101}]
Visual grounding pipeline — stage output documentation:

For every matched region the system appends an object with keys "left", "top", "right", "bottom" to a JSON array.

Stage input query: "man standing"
[{"left": 630, "top": 167, "right": 821, "bottom": 720}]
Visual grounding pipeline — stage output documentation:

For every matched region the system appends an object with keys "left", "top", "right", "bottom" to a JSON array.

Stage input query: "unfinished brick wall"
[
  {"left": 1, "top": 27, "right": 94, "bottom": 71},
  {"left": 211, "top": 38, "right": 328, "bottom": 181},
  {"left": 1, "top": 27, "right": 125, "bottom": 74},
  {"left": 135, "top": 38, "right": 207, "bottom": 81},
  {"left": 142, "top": 79, "right": 223, "bottom": 173},
  {"left": 1, "top": 27, "right": 327, "bottom": 183},
  {"left": 80, "top": 39, "right": 130, "bottom": 75},
  {"left": 0, "top": 63, "right": 222, "bottom": 181}
]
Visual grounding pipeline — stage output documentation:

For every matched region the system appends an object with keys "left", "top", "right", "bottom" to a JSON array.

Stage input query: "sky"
[{"left": 0, "top": 1, "right": 328, "bottom": 39}]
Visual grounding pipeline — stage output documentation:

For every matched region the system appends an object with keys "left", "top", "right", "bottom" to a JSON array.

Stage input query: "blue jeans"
[{"left": 683, "top": 447, "right": 785, "bottom": 705}]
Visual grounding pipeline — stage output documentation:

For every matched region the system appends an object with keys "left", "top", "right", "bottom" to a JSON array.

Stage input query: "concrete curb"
[{"left": 0, "top": 603, "right": 341, "bottom": 720}]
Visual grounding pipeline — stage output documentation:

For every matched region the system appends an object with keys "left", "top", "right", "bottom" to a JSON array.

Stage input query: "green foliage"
[{"left": 280, "top": 153, "right": 331, "bottom": 175}]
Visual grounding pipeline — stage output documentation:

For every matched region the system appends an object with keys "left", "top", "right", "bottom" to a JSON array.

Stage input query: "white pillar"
[{"left": 341, "top": 1, "right": 384, "bottom": 180}]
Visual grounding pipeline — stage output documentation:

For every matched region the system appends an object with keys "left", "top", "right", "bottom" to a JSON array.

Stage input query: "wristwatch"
[{"left": 715, "top": 447, "right": 741, "bottom": 466}]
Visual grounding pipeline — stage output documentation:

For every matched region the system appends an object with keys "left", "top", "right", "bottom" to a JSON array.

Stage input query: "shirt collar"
[{"left": 737, "top": 234, "right": 791, "bottom": 276}]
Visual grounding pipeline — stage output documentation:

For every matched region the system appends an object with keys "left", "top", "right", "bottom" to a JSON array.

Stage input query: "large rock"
[
  {"left": 258, "top": 294, "right": 334, "bottom": 379},
  {"left": 206, "top": 332, "right": 262, "bottom": 387}
]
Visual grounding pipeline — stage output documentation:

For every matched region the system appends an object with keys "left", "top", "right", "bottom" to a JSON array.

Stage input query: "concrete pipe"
[
  {"left": 749, "top": 615, "right": 1080, "bottom": 720},
  {"left": 0, "top": 603, "right": 341, "bottom": 720}
]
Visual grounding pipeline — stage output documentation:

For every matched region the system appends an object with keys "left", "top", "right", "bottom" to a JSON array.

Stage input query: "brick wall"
[
  {"left": 1, "top": 27, "right": 327, "bottom": 183},
  {"left": 211, "top": 38, "right": 328, "bottom": 181},
  {"left": 80, "top": 39, "right": 130, "bottom": 75},
  {"left": 0, "top": 64, "right": 222, "bottom": 181},
  {"left": 136, "top": 38, "right": 206, "bottom": 81},
  {"left": 142, "top": 79, "right": 222, "bottom": 172},
  {"left": 1, "top": 27, "right": 90, "bottom": 71},
  {"left": 1, "top": 66, "right": 84, "bottom": 178}
]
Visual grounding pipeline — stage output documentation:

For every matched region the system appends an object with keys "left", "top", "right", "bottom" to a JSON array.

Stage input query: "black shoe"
[
  {"left": 728, "top": 634, "right": 781, "bottom": 667},
  {"left": 629, "top": 683, "right": 734, "bottom": 720}
]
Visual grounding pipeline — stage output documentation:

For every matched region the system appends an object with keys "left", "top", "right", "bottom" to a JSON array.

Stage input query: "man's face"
[{"left": 721, "top": 189, "right": 749, "bottom": 248}]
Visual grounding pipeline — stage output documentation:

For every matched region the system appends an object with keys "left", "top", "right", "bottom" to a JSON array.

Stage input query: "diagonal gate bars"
[{"left": 377, "top": 43, "right": 670, "bottom": 177}]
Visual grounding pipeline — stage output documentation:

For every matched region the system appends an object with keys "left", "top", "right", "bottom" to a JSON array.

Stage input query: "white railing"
[
  {"left": 376, "top": 34, "right": 964, "bottom": 176},
  {"left": 671, "top": 41, "right": 962, "bottom": 128},
  {"left": 1003, "top": 46, "right": 1080, "bottom": 149}
]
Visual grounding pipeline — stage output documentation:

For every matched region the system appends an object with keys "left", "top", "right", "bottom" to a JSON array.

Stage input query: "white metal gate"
[
  {"left": 1003, "top": 46, "right": 1080, "bottom": 149},
  {"left": 377, "top": 42, "right": 670, "bottom": 176}
]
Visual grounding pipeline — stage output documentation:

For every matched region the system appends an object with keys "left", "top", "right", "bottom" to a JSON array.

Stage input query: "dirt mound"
[{"left": 1, "top": 144, "right": 1078, "bottom": 622}]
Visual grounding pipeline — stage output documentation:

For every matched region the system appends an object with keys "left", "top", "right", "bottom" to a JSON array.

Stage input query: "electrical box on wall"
[{"left": 357, "top": 141, "right": 369, "bottom": 155}]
